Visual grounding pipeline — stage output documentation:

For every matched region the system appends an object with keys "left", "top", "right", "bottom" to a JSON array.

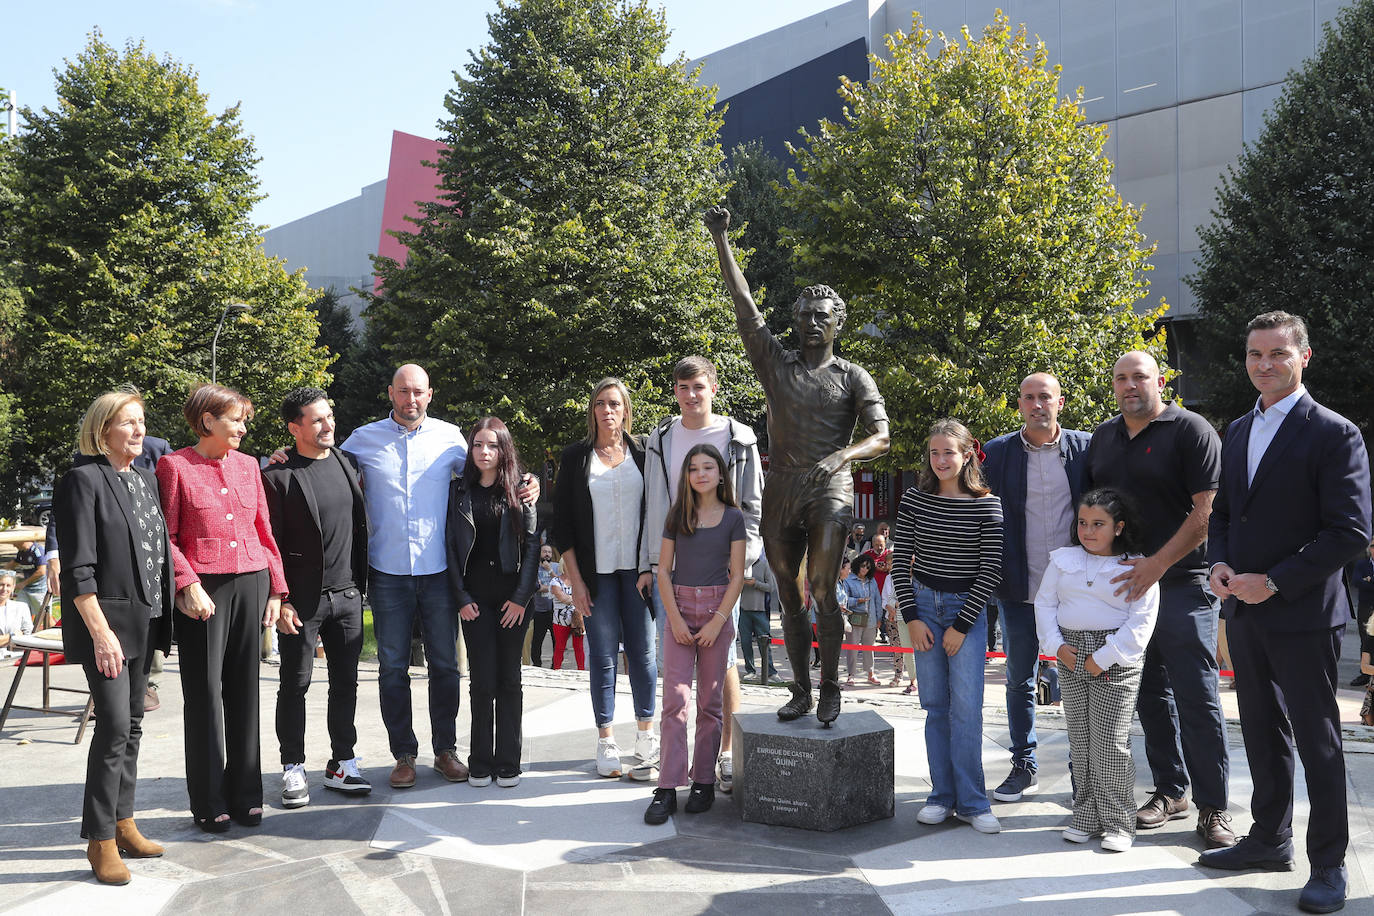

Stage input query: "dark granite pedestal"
[{"left": 732, "top": 709, "right": 895, "bottom": 831}]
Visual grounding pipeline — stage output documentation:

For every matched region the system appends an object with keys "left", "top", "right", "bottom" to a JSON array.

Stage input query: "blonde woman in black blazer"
[{"left": 55, "top": 388, "right": 174, "bottom": 885}]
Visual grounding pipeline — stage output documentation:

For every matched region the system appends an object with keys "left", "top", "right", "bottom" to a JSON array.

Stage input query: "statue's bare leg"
[
  {"left": 767, "top": 533, "right": 814, "bottom": 720},
  {"left": 807, "top": 521, "right": 849, "bottom": 726}
]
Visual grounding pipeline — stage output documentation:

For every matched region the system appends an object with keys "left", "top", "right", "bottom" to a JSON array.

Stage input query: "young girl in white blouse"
[{"left": 1034, "top": 488, "right": 1159, "bottom": 853}]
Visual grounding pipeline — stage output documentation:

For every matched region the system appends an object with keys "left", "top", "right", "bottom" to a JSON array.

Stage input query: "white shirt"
[
  {"left": 667, "top": 417, "right": 732, "bottom": 496},
  {"left": 0, "top": 598, "right": 33, "bottom": 659},
  {"left": 588, "top": 452, "right": 643, "bottom": 574},
  {"left": 1247, "top": 385, "right": 1306, "bottom": 484},
  {"left": 1034, "top": 545, "right": 1160, "bottom": 670}
]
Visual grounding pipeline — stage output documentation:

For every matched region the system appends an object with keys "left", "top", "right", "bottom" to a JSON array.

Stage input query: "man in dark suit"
[
  {"left": 262, "top": 387, "right": 371, "bottom": 808},
  {"left": 1202, "top": 311, "right": 1370, "bottom": 914}
]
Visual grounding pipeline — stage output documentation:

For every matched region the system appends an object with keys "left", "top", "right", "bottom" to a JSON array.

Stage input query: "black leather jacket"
[{"left": 444, "top": 476, "right": 539, "bottom": 610}]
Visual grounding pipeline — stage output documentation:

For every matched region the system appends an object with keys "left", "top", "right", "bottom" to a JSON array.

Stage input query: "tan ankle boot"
[
  {"left": 87, "top": 838, "right": 131, "bottom": 885},
  {"left": 115, "top": 818, "right": 164, "bottom": 857}
]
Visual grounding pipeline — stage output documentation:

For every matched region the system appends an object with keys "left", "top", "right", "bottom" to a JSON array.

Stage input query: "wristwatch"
[{"left": 1264, "top": 576, "right": 1279, "bottom": 594}]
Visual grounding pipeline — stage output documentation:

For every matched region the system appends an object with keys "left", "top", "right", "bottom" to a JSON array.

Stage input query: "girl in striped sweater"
[{"left": 892, "top": 419, "right": 1004, "bottom": 834}]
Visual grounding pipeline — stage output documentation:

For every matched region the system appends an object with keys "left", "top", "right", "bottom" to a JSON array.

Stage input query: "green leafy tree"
[
  {"left": 367, "top": 0, "right": 760, "bottom": 462},
  {"left": 781, "top": 14, "right": 1166, "bottom": 466},
  {"left": 1189, "top": 0, "right": 1374, "bottom": 431},
  {"left": 0, "top": 140, "right": 23, "bottom": 497},
  {"left": 724, "top": 141, "right": 799, "bottom": 343},
  {"left": 7, "top": 34, "right": 331, "bottom": 465},
  {"left": 309, "top": 287, "right": 390, "bottom": 434}
]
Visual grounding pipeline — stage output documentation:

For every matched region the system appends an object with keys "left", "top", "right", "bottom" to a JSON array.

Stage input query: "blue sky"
[{"left": 3, "top": 0, "right": 843, "bottom": 229}]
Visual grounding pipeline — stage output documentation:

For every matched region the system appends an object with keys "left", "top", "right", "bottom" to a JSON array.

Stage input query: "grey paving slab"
[{"left": 2, "top": 649, "right": 1372, "bottom": 914}]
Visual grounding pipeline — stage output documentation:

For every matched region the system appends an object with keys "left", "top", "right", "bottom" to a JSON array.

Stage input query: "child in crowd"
[
  {"left": 1034, "top": 488, "right": 1159, "bottom": 852},
  {"left": 645, "top": 444, "right": 746, "bottom": 825},
  {"left": 843, "top": 553, "right": 881, "bottom": 686},
  {"left": 549, "top": 559, "right": 586, "bottom": 670},
  {"left": 892, "top": 419, "right": 1004, "bottom": 834}
]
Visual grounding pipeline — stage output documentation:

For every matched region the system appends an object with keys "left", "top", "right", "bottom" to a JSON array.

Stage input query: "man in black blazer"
[
  {"left": 262, "top": 388, "right": 371, "bottom": 807},
  {"left": 1203, "top": 311, "right": 1370, "bottom": 914}
]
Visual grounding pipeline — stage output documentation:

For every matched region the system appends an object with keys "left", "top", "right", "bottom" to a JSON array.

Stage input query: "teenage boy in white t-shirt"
[{"left": 638, "top": 356, "right": 764, "bottom": 790}]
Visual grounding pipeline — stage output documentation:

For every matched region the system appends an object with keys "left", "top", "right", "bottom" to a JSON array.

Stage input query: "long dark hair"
[
  {"left": 916, "top": 418, "right": 989, "bottom": 497},
  {"left": 1071, "top": 488, "right": 1144, "bottom": 556},
  {"left": 463, "top": 416, "right": 523, "bottom": 511},
  {"left": 665, "top": 444, "right": 737, "bottom": 536}
]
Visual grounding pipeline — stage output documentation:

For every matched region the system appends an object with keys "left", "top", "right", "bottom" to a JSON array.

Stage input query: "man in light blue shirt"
[{"left": 341, "top": 364, "right": 537, "bottom": 789}]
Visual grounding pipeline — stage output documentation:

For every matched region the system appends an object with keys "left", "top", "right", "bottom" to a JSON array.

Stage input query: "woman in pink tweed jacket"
[{"left": 157, "top": 383, "right": 287, "bottom": 833}]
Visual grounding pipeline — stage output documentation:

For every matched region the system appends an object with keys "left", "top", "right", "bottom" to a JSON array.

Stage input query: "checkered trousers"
[{"left": 1059, "top": 627, "right": 1143, "bottom": 837}]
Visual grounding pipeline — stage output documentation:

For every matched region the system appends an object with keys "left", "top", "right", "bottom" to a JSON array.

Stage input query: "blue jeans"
[
  {"left": 368, "top": 569, "right": 460, "bottom": 758},
  {"left": 998, "top": 599, "right": 1039, "bottom": 768},
  {"left": 911, "top": 582, "right": 991, "bottom": 816},
  {"left": 1137, "top": 577, "right": 1229, "bottom": 809},
  {"left": 737, "top": 609, "right": 776, "bottom": 676},
  {"left": 586, "top": 570, "right": 657, "bottom": 727}
]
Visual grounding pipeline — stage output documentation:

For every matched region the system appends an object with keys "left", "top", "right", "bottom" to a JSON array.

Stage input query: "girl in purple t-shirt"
[{"left": 644, "top": 444, "right": 746, "bottom": 826}]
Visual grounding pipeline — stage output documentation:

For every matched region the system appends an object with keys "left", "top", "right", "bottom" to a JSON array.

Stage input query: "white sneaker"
[
  {"left": 956, "top": 811, "right": 1002, "bottom": 834},
  {"left": 324, "top": 757, "right": 372, "bottom": 795},
  {"left": 716, "top": 752, "right": 734, "bottom": 795},
  {"left": 281, "top": 763, "right": 309, "bottom": 808},
  {"left": 1062, "top": 826, "right": 1101, "bottom": 844},
  {"left": 1101, "top": 832, "right": 1133, "bottom": 852},
  {"left": 596, "top": 738, "right": 623, "bottom": 778},
  {"left": 634, "top": 729, "right": 659, "bottom": 764},
  {"left": 916, "top": 804, "right": 952, "bottom": 825}
]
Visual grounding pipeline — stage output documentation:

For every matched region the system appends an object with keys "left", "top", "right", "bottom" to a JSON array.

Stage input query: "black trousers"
[
  {"left": 276, "top": 586, "right": 363, "bottom": 765},
  {"left": 1229, "top": 615, "right": 1347, "bottom": 867},
  {"left": 80, "top": 624, "right": 153, "bottom": 840},
  {"left": 462, "top": 570, "right": 524, "bottom": 777},
  {"left": 178, "top": 570, "right": 268, "bottom": 820},
  {"left": 528, "top": 610, "right": 553, "bottom": 667}
]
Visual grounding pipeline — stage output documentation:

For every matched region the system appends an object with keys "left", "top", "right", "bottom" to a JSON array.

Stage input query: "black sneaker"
[
  {"left": 684, "top": 781, "right": 715, "bottom": 814},
  {"left": 992, "top": 762, "right": 1038, "bottom": 802},
  {"left": 644, "top": 788, "right": 676, "bottom": 825},
  {"left": 324, "top": 757, "right": 372, "bottom": 795}
]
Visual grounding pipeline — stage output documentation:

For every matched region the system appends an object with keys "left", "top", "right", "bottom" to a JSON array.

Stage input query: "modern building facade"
[{"left": 264, "top": 0, "right": 1356, "bottom": 370}]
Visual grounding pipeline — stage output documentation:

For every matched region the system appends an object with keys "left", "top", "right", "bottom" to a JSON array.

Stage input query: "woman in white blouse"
[{"left": 551, "top": 378, "right": 658, "bottom": 778}]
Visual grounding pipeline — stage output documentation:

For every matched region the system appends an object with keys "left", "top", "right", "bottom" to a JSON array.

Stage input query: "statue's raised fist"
[{"left": 703, "top": 206, "right": 731, "bottom": 234}]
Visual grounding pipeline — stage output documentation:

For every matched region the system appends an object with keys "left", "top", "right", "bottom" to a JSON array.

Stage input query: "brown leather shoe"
[
  {"left": 114, "top": 818, "right": 164, "bottom": 857},
  {"left": 390, "top": 754, "right": 417, "bottom": 788},
  {"left": 1197, "top": 806, "right": 1236, "bottom": 848},
  {"left": 434, "top": 750, "right": 470, "bottom": 782},
  {"left": 87, "top": 838, "right": 131, "bottom": 885},
  {"left": 1137, "top": 791, "right": 1189, "bottom": 829},
  {"left": 143, "top": 685, "right": 160, "bottom": 712}
]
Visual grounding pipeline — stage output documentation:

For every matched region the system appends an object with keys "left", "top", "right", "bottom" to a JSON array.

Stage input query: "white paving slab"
[
  {"left": 370, "top": 766, "right": 672, "bottom": 872},
  {"left": 7, "top": 873, "right": 180, "bottom": 916}
]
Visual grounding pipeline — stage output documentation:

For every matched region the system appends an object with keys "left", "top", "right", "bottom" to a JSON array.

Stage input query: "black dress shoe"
[
  {"left": 1350, "top": 673, "right": 1370, "bottom": 688},
  {"left": 1299, "top": 865, "right": 1347, "bottom": 913},
  {"left": 816, "top": 679, "right": 842, "bottom": 725},
  {"left": 1197, "top": 834, "right": 1295, "bottom": 871},
  {"left": 684, "top": 782, "right": 715, "bottom": 814},
  {"left": 777, "top": 686, "right": 814, "bottom": 721},
  {"left": 644, "top": 787, "right": 676, "bottom": 825}
]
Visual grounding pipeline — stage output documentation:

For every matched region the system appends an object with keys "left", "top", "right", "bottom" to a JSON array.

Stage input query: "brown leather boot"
[
  {"left": 87, "top": 838, "right": 131, "bottom": 885},
  {"left": 115, "top": 818, "right": 164, "bottom": 857}
]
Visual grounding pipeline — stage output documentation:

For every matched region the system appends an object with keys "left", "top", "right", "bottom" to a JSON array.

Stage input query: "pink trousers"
[{"left": 659, "top": 584, "right": 734, "bottom": 788}]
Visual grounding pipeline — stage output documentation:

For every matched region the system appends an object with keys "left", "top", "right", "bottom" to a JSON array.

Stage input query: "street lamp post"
[{"left": 211, "top": 302, "right": 251, "bottom": 384}]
